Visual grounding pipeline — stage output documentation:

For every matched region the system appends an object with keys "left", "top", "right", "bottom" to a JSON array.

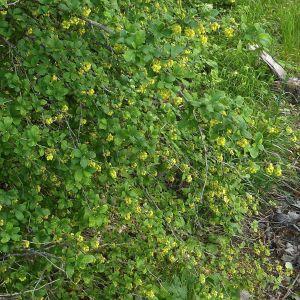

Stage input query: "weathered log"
[{"left": 249, "top": 44, "right": 299, "bottom": 103}]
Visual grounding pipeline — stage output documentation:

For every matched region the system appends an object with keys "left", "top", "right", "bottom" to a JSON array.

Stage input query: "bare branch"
[
  {"left": 0, "top": 0, "right": 21, "bottom": 11},
  {"left": 85, "top": 18, "right": 114, "bottom": 35}
]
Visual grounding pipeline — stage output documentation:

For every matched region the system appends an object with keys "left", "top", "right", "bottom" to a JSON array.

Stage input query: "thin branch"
[
  {"left": 0, "top": 34, "right": 16, "bottom": 48},
  {"left": 85, "top": 18, "right": 114, "bottom": 35},
  {"left": 0, "top": 279, "right": 60, "bottom": 298},
  {"left": 282, "top": 273, "right": 300, "bottom": 300}
]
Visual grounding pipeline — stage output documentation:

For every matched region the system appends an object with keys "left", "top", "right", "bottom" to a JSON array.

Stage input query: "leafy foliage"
[{"left": 0, "top": 0, "right": 298, "bottom": 299}]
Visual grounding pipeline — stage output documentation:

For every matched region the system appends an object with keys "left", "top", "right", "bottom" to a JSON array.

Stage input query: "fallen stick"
[{"left": 249, "top": 44, "right": 299, "bottom": 103}]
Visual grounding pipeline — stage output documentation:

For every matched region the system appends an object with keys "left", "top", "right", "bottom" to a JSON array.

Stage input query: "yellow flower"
[
  {"left": 199, "top": 274, "right": 206, "bottom": 284},
  {"left": 125, "top": 197, "right": 132, "bottom": 205},
  {"left": 82, "top": 7, "right": 91, "bottom": 17},
  {"left": 23, "top": 240, "right": 30, "bottom": 248},
  {"left": 0, "top": 219, "right": 4, "bottom": 226},
  {"left": 125, "top": 212, "right": 131, "bottom": 221},
  {"left": 106, "top": 133, "right": 114, "bottom": 142},
  {"left": 286, "top": 126, "right": 293, "bottom": 134},
  {"left": 62, "top": 105, "right": 69, "bottom": 112},
  {"left": 169, "top": 255, "right": 176, "bottom": 263},
  {"left": 46, "top": 153, "right": 54, "bottom": 161},
  {"left": 265, "top": 163, "right": 274, "bottom": 175},
  {"left": 80, "top": 119, "right": 87, "bottom": 125},
  {"left": 166, "top": 59, "right": 174, "bottom": 68},
  {"left": 87, "top": 89, "right": 95, "bottom": 95},
  {"left": 268, "top": 127, "right": 276, "bottom": 134},
  {"left": 173, "top": 96, "right": 183, "bottom": 106},
  {"left": 139, "top": 151, "right": 148, "bottom": 161},
  {"left": 200, "top": 35, "right": 208, "bottom": 45},
  {"left": 185, "top": 28, "right": 195, "bottom": 38},
  {"left": 224, "top": 27, "right": 234, "bottom": 38},
  {"left": 109, "top": 169, "right": 117, "bottom": 179},
  {"left": 82, "top": 245, "right": 90, "bottom": 253},
  {"left": 91, "top": 240, "right": 100, "bottom": 249},
  {"left": 172, "top": 24, "right": 182, "bottom": 35},
  {"left": 145, "top": 290, "right": 155, "bottom": 299},
  {"left": 82, "top": 62, "right": 92, "bottom": 72},
  {"left": 136, "top": 205, "right": 142, "bottom": 213},
  {"left": 62, "top": 20, "right": 71, "bottom": 29},
  {"left": 274, "top": 165, "right": 282, "bottom": 177},
  {"left": 237, "top": 138, "right": 249, "bottom": 148},
  {"left": 198, "top": 23, "right": 206, "bottom": 35},
  {"left": 217, "top": 154, "right": 223, "bottom": 162},
  {"left": 249, "top": 162, "right": 259, "bottom": 174},
  {"left": 291, "top": 135, "right": 298, "bottom": 142},
  {"left": 51, "top": 74, "right": 58, "bottom": 81},
  {"left": 209, "top": 119, "right": 219, "bottom": 127},
  {"left": 186, "top": 174, "right": 193, "bottom": 183},
  {"left": 77, "top": 235, "right": 84, "bottom": 242},
  {"left": 27, "top": 28, "right": 33, "bottom": 35},
  {"left": 152, "top": 61, "right": 162, "bottom": 73},
  {"left": 216, "top": 137, "right": 226, "bottom": 147},
  {"left": 211, "top": 22, "right": 220, "bottom": 31},
  {"left": 45, "top": 117, "right": 53, "bottom": 125}
]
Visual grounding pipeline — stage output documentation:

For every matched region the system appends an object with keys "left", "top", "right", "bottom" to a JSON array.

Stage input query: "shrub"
[{"left": 0, "top": 0, "right": 298, "bottom": 298}]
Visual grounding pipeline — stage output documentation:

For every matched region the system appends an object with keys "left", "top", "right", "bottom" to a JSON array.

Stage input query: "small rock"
[{"left": 240, "top": 290, "right": 251, "bottom": 300}]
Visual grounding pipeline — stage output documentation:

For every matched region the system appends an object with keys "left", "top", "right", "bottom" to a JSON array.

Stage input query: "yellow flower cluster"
[
  {"left": 224, "top": 27, "right": 234, "bottom": 38},
  {"left": 61, "top": 104, "right": 69, "bottom": 113},
  {"left": 62, "top": 17, "right": 85, "bottom": 29},
  {"left": 172, "top": 24, "right": 182, "bottom": 35},
  {"left": 45, "top": 148, "right": 55, "bottom": 161},
  {"left": 211, "top": 22, "right": 220, "bottom": 31},
  {"left": 106, "top": 133, "right": 114, "bottom": 142},
  {"left": 152, "top": 61, "right": 162, "bottom": 73},
  {"left": 286, "top": 126, "right": 293, "bottom": 134},
  {"left": 45, "top": 117, "right": 53, "bottom": 125},
  {"left": 173, "top": 96, "right": 183, "bottom": 106},
  {"left": 82, "top": 7, "right": 91, "bottom": 17},
  {"left": 216, "top": 137, "right": 226, "bottom": 147},
  {"left": 266, "top": 163, "right": 275, "bottom": 176},
  {"left": 165, "top": 59, "right": 174, "bottom": 68},
  {"left": 198, "top": 23, "right": 206, "bottom": 35},
  {"left": 27, "top": 28, "right": 33, "bottom": 35},
  {"left": 249, "top": 162, "right": 259, "bottom": 174},
  {"left": 268, "top": 127, "right": 279, "bottom": 134},
  {"left": 88, "top": 160, "right": 101, "bottom": 171},
  {"left": 80, "top": 118, "right": 87, "bottom": 125},
  {"left": 185, "top": 28, "right": 195, "bottom": 38},
  {"left": 51, "top": 74, "right": 58, "bottom": 81},
  {"left": 139, "top": 151, "right": 148, "bottom": 160},
  {"left": 200, "top": 35, "right": 208, "bottom": 45},
  {"left": 81, "top": 88, "right": 95, "bottom": 95},
  {"left": 237, "top": 138, "right": 249, "bottom": 148},
  {"left": 79, "top": 62, "right": 92, "bottom": 75},
  {"left": 109, "top": 169, "right": 117, "bottom": 179},
  {"left": 23, "top": 240, "right": 30, "bottom": 248}
]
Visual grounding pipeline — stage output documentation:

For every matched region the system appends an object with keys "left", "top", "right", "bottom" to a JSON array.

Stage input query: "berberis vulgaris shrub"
[{"left": 0, "top": 0, "right": 299, "bottom": 299}]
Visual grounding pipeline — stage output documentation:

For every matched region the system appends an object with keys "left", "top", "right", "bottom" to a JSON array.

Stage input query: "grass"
[{"left": 241, "top": 0, "right": 300, "bottom": 66}]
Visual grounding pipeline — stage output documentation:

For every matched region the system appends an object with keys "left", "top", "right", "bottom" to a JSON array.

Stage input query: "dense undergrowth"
[{"left": 0, "top": 0, "right": 299, "bottom": 299}]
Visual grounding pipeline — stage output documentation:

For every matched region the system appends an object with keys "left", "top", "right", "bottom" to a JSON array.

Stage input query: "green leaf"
[
  {"left": 123, "top": 50, "right": 135, "bottom": 62},
  {"left": 80, "top": 157, "right": 89, "bottom": 169},
  {"left": 15, "top": 210, "right": 24, "bottom": 221},
  {"left": 66, "top": 265, "right": 75, "bottom": 278},
  {"left": 1, "top": 233, "right": 10, "bottom": 244},
  {"left": 81, "top": 254, "right": 95, "bottom": 264},
  {"left": 134, "top": 30, "right": 146, "bottom": 47},
  {"left": 74, "top": 169, "right": 83, "bottom": 182}
]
